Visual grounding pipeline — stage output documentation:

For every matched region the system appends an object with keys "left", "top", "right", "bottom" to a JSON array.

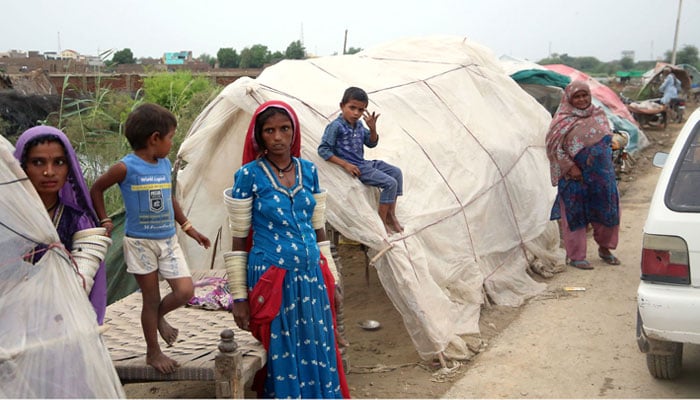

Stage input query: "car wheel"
[{"left": 646, "top": 342, "right": 683, "bottom": 379}]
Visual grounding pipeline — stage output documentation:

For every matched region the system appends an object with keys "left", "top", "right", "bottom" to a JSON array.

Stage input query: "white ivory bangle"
[
  {"left": 223, "top": 189, "right": 253, "bottom": 238},
  {"left": 223, "top": 250, "right": 248, "bottom": 300},
  {"left": 318, "top": 240, "right": 339, "bottom": 284},
  {"left": 311, "top": 190, "right": 328, "bottom": 230}
]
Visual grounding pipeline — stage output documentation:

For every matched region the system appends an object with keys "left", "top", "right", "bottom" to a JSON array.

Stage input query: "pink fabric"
[
  {"left": 546, "top": 81, "right": 612, "bottom": 185},
  {"left": 559, "top": 198, "right": 619, "bottom": 261},
  {"left": 544, "top": 64, "right": 638, "bottom": 127}
]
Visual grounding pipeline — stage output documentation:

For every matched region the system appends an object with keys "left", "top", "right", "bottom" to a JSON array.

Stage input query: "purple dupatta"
[{"left": 13, "top": 126, "right": 107, "bottom": 325}]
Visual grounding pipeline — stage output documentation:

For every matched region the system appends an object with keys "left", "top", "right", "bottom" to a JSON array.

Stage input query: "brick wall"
[{"left": 47, "top": 70, "right": 260, "bottom": 97}]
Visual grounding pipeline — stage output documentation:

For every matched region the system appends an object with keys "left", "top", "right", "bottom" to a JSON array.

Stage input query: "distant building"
[
  {"left": 162, "top": 51, "right": 192, "bottom": 65},
  {"left": 621, "top": 50, "right": 635, "bottom": 61},
  {"left": 8, "top": 50, "right": 27, "bottom": 58},
  {"left": 60, "top": 49, "right": 79, "bottom": 60},
  {"left": 86, "top": 56, "right": 105, "bottom": 67}
]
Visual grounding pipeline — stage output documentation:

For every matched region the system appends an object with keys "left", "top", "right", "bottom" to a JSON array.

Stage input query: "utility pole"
[
  {"left": 671, "top": 0, "right": 682, "bottom": 64},
  {"left": 343, "top": 29, "right": 348, "bottom": 55}
]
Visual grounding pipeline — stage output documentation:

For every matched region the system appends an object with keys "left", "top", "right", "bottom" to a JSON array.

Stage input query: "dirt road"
[{"left": 443, "top": 113, "right": 700, "bottom": 398}]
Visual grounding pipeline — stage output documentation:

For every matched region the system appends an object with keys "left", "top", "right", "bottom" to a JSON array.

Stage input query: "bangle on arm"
[
  {"left": 223, "top": 251, "right": 248, "bottom": 301},
  {"left": 180, "top": 220, "right": 193, "bottom": 231},
  {"left": 99, "top": 218, "right": 112, "bottom": 225},
  {"left": 311, "top": 190, "right": 327, "bottom": 230},
  {"left": 318, "top": 240, "right": 340, "bottom": 284},
  {"left": 223, "top": 189, "right": 253, "bottom": 238}
]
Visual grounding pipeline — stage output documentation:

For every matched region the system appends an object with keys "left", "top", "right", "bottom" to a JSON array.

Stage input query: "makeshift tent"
[
  {"left": 679, "top": 64, "right": 700, "bottom": 89},
  {"left": 174, "top": 36, "right": 564, "bottom": 361},
  {"left": 545, "top": 64, "right": 637, "bottom": 124},
  {"left": 615, "top": 70, "right": 644, "bottom": 78},
  {"left": 499, "top": 55, "right": 569, "bottom": 116},
  {"left": 680, "top": 63, "right": 700, "bottom": 101},
  {"left": 0, "top": 135, "right": 124, "bottom": 398},
  {"left": 637, "top": 62, "right": 691, "bottom": 100},
  {"left": 543, "top": 64, "right": 648, "bottom": 153}
]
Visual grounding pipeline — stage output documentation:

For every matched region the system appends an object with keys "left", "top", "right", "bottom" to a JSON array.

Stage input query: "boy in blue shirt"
[
  {"left": 90, "top": 103, "right": 210, "bottom": 374},
  {"left": 318, "top": 87, "right": 404, "bottom": 233}
]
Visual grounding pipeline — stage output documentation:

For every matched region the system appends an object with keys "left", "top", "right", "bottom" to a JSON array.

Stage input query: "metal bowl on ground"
[{"left": 359, "top": 319, "right": 381, "bottom": 331}]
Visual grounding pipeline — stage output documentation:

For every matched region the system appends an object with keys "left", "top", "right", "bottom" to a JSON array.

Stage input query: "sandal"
[
  {"left": 567, "top": 259, "right": 593, "bottom": 270},
  {"left": 598, "top": 251, "right": 621, "bottom": 265}
]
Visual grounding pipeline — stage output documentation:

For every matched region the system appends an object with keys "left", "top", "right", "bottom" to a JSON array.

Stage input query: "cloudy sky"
[{"left": 3, "top": 0, "right": 698, "bottom": 62}]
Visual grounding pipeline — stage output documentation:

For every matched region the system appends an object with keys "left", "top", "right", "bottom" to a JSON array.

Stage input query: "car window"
[{"left": 667, "top": 122, "right": 700, "bottom": 211}]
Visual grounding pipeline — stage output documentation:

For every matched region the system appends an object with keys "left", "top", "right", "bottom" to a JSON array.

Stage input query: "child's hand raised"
[{"left": 363, "top": 111, "right": 380, "bottom": 131}]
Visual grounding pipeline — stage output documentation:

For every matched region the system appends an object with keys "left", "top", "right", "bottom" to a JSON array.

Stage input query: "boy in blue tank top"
[{"left": 90, "top": 103, "right": 210, "bottom": 374}]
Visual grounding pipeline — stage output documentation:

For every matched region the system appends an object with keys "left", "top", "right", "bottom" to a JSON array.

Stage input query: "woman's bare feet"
[
  {"left": 158, "top": 317, "right": 179, "bottom": 346},
  {"left": 146, "top": 351, "right": 180, "bottom": 374},
  {"left": 335, "top": 327, "right": 350, "bottom": 347}
]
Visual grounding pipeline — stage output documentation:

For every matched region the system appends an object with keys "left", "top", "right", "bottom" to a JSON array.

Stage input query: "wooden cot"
[{"left": 101, "top": 269, "right": 266, "bottom": 398}]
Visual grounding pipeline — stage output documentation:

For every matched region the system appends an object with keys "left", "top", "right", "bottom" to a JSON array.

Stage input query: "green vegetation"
[
  {"left": 536, "top": 53, "right": 657, "bottom": 76},
  {"left": 110, "top": 48, "right": 136, "bottom": 65},
  {"left": 537, "top": 44, "right": 700, "bottom": 76},
  {"left": 40, "top": 71, "right": 221, "bottom": 216},
  {"left": 239, "top": 44, "right": 271, "bottom": 68},
  {"left": 217, "top": 48, "right": 240, "bottom": 68},
  {"left": 663, "top": 45, "right": 699, "bottom": 67},
  {"left": 285, "top": 41, "right": 305, "bottom": 59}
]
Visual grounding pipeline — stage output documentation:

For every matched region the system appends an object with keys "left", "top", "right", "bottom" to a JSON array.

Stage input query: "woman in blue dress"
[{"left": 223, "top": 100, "right": 349, "bottom": 398}]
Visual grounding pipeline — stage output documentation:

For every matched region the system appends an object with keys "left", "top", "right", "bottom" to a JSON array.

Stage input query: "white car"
[{"left": 637, "top": 107, "right": 700, "bottom": 379}]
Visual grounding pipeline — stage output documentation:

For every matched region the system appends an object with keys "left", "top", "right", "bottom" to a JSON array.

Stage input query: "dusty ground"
[{"left": 123, "top": 106, "right": 693, "bottom": 399}]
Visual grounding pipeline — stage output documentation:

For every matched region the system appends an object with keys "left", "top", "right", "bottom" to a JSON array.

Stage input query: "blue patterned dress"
[
  {"left": 550, "top": 135, "right": 620, "bottom": 231},
  {"left": 231, "top": 157, "right": 342, "bottom": 398}
]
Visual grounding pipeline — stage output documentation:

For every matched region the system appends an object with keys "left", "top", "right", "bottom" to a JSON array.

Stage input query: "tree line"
[
  {"left": 108, "top": 41, "right": 698, "bottom": 75},
  {"left": 109, "top": 40, "right": 363, "bottom": 69},
  {"left": 536, "top": 45, "right": 699, "bottom": 75}
]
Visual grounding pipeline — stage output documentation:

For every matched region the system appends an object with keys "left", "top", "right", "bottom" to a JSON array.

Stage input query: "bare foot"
[
  {"left": 146, "top": 351, "right": 180, "bottom": 374},
  {"left": 390, "top": 214, "right": 404, "bottom": 233},
  {"left": 158, "top": 317, "right": 179, "bottom": 347},
  {"left": 379, "top": 215, "right": 394, "bottom": 234},
  {"left": 335, "top": 328, "right": 350, "bottom": 347},
  {"left": 383, "top": 223, "right": 393, "bottom": 234}
]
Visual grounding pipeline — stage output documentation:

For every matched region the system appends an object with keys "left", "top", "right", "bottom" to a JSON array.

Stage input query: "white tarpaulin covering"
[
  {"left": 175, "top": 36, "right": 564, "bottom": 360},
  {"left": 0, "top": 136, "right": 124, "bottom": 398}
]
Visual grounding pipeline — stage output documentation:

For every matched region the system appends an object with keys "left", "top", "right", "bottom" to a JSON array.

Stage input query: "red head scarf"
[{"left": 241, "top": 100, "right": 301, "bottom": 165}]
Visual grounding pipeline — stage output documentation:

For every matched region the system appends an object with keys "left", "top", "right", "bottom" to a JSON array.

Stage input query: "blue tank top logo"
[{"left": 150, "top": 189, "right": 164, "bottom": 212}]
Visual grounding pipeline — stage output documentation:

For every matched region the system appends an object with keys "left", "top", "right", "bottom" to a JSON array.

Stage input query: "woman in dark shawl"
[
  {"left": 546, "top": 81, "right": 621, "bottom": 269},
  {"left": 14, "top": 126, "right": 107, "bottom": 324}
]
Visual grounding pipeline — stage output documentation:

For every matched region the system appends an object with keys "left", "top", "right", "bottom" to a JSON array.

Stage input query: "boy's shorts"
[{"left": 123, "top": 234, "right": 191, "bottom": 279}]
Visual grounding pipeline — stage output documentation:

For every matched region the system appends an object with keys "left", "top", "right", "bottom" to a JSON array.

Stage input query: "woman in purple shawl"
[
  {"left": 14, "top": 126, "right": 107, "bottom": 324},
  {"left": 546, "top": 81, "right": 621, "bottom": 270}
]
